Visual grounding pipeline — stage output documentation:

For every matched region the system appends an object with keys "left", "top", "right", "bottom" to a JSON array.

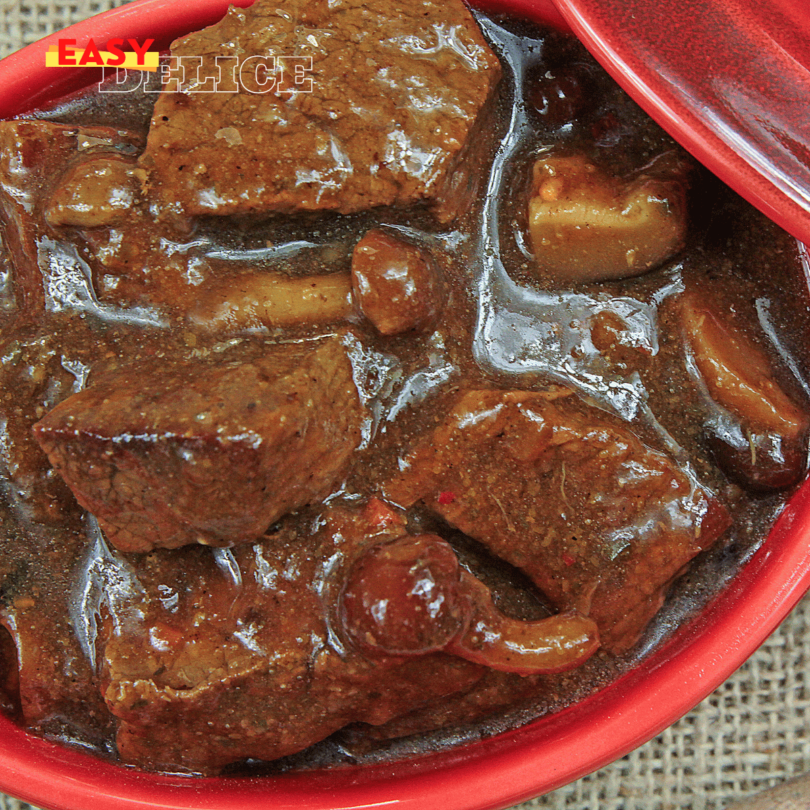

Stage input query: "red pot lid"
[{"left": 552, "top": 0, "right": 810, "bottom": 245}]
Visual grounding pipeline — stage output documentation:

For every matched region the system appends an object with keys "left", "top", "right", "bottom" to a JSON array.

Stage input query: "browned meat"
[
  {"left": 350, "top": 668, "right": 546, "bottom": 744},
  {"left": 386, "top": 388, "right": 731, "bottom": 652},
  {"left": 351, "top": 229, "right": 445, "bottom": 335},
  {"left": 33, "top": 337, "right": 364, "bottom": 551},
  {"left": 100, "top": 501, "right": 485, "bottom": 773},
  {"left": 0, "top": 317, "right": 199, "bottom": 526},
  {"left": 139, "top": 0, "right": 502, "bottom": 222}
]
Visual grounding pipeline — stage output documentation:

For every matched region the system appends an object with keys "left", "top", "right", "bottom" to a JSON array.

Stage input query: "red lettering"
[
  {"left": 105, "top": 38, "right": 125, "bottom": 67},
  {"left": 78, "top": 39, "right": 104, "bottom": 66},
  {"left": 57, "top": 39, "right": 76, "bottom": 66},
  {"left": 128, "top": 38, "right": 155, "bottom": 66}
]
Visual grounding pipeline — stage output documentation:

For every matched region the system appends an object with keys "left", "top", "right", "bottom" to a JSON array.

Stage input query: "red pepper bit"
[
  {"left": 363, "top": 497, "right": 399, "bottom": 529},
  {"left": 562, "top": 552, "right": 576, "bottom": 567},
  {"left": 437, "top": 490, "right": 456, "bottom": 505}
]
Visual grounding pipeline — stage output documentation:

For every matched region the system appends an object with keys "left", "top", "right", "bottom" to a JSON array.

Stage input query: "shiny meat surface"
[
  {"left": 33, "top": 337, "right": 363, "bottom": 551},
  {"left": 140, "top": 0, "right": 502, "bottom": 221},
  {"left": 0, "top": 8, "right": 807, "bottom": 779},
  {"left": 387, "top": 389, "right": 731, "bottom": 652},
  {"left": 100, "top": 502, "right": 485, "bottom": 772}
]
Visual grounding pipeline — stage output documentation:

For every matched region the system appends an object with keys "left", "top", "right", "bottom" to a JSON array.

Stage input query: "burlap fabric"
[{"left": 2, "top": 2, "right": 810, "bottom": 809}]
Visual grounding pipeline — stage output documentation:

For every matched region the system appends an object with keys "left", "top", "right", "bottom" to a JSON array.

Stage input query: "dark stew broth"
[{"left": 0, "top": 2, "right": 808, "bottom": 775}]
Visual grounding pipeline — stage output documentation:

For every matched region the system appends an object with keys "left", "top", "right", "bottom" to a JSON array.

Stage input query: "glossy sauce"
[{"left": 0, "top": 11, "right": 808, "bottom": 773}]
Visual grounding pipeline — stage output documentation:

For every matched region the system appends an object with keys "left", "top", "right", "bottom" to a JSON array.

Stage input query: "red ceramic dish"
[
  {"left": 553, "top": 0, "right": 810, "bottom": 246},
  {"left": 1, "top": 2, "right": 810, "bottom": 810}
]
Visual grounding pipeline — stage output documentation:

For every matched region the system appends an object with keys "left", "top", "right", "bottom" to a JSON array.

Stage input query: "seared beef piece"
[
  {"left": 351, "top": 229, "right": 445, "bottom": 335},
  {"left": 100, "top": 501, "right": 484, "bottom": 773},
  {"left": 139, "top": 0, "right": 501, "bottom": 222},
  {"left": 33, "top": 336, "right": 364, "bottom": 551},
  {"left": 386, "top": 389, "right": 731, "bottom": 652},
  {"left": 0, "top": 120, "right": 142, "bottom": 317},
  {"left": 349, "top": 668, "right": 545, "bottom": 744},
  {"left": 0, "top": 316, "right": 198, "bottom": 527}
]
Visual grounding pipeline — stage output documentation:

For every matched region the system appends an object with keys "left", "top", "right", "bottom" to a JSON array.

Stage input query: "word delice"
[{"left": 99, "top": 54, "right": 315, "bottom": 94}]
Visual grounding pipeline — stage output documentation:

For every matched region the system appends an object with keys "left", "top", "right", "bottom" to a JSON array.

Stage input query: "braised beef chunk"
[
  {"left": 1, "top": 5, "right": 809, "bottom": 780},
  {"left": 100, "top": 502, "right": 485, "bottom": 773},
  {"left": 33, "top": 337, "right": 364, "bottom": 551},
  {"left": 0, "top": 514, "right": 113, "bottom": 747},
  {"left": 386, "top": 389, "right": 731, "bottom": 653},
  {"left": 0, "top": 316, "right": 182, "bottom": 526},
  {"left": 98, "top": 495, "right": 596, "bottom": 773},
  {"left": 139, "top": 0, "right": 501, "bottom": 221}
]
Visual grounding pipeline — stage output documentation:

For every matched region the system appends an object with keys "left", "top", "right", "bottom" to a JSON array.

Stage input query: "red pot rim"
[{"left": 1, "top": 3, "right": 809, "bottom": 808}]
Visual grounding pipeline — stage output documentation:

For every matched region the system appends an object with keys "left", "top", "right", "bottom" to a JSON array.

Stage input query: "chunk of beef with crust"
[
  {"left": 0, "top": 317, "right": 185, "bottom": 527},
  {"left": 33, "top": 336, "right": 364, "bottom": 551},
  {"left": 139, "top": 0, "right": 502, "bottom": 222},
  {"left": 385, "top": 389, "right": 731, "bottom": 652},
  {"left": 99, "top": 501, "right": 485, "bottom": 773}
]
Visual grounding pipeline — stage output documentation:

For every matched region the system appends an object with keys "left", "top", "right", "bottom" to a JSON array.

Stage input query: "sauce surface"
[{"left": 0, "top": 5, "right": 808, "bottom": 775}]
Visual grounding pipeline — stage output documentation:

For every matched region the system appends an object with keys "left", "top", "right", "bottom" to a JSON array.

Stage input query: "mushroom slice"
[
  {"left": 340, "top": 532, "right": 599, "bottom": 675},
  {"left": 681, "top": 292, "right": 810, "bottom": 490},
  {"left": 190, "top": 270, "right": 354, "bottom": 332},
  {"left": 528, "top": 153, "right": 687, "bottom": 283}
]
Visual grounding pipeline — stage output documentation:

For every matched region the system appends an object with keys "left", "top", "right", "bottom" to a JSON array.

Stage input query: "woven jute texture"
[
  {"left": 0, "top": 0, "right": 134, "bottom": 57},
  {"left": 2, "top": 2, "right": 810, "bottom": 810}
]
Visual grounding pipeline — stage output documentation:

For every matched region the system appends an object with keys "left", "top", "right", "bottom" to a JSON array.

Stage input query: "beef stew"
[{"left": 0, "top": 0, "right": 808, "bottom": 777}]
